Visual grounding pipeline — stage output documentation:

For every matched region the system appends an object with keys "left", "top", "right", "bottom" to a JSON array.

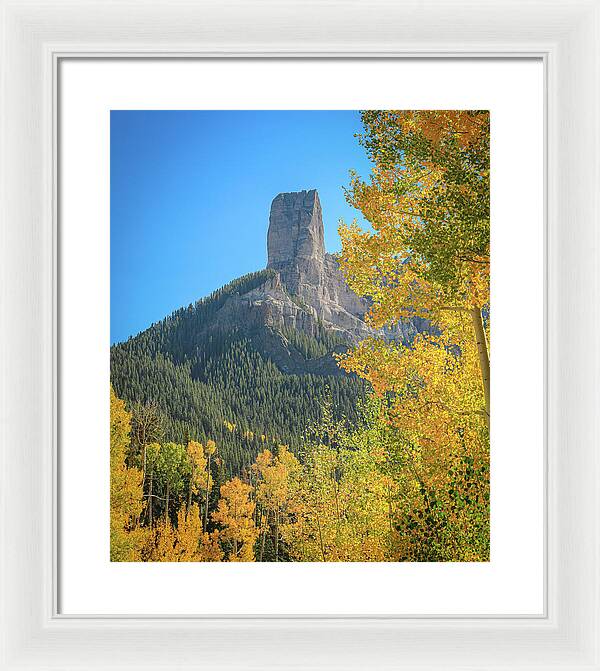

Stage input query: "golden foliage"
[
  {"left": 252, "top": 446, "right": 301, "bottom": 561},
  {"left": 186, "top": 440, "right": 213, "bottom": 507},
  {"left": 332, "top": 109, "right": 490, "bottom": 559},
  {"left": 110, "top": 386, "right": 146, "bottom": 561},
  {"left": 339, "top": 109, "right": 491, "bottom": 426},
  {"left": 150, "top": 504, "right": 223, "bottom": 562},
  {"left": 212, "top": 478, "right": 258, "bottom": 562},
  {"left": 339, "top": 110, "right": 490, "bottom": 323}
]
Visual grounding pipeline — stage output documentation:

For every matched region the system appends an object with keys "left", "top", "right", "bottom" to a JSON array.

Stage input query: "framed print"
[
  {"left": 1, "top": 1, "right": 599, "bottom": 669},
  {"left": 58, "top": 58, "right": 543, "bottom": 617}
]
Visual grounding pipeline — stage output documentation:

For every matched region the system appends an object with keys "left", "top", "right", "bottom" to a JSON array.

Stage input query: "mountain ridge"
[
  {"left": 110, "top": 190, "right": 423, "bottom": 473},
  {"left": 187, "top": 189, "right": 421, "bottom": 364}
]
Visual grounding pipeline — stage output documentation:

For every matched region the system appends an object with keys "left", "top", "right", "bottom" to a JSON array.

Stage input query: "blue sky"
[{"left": 110, "top": 110, "right": 373, "bottom": 344}]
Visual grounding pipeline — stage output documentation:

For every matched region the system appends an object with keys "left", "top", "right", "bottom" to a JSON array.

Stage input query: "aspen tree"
[
  {"left": 339, "top": 110, "right": 490, "bottom": 425},
  {"left": 212, "top": 478, "right": 258, "bottom": 561},
  {"left": 110, "top": 387, "right": 145, "bottom": 561}
]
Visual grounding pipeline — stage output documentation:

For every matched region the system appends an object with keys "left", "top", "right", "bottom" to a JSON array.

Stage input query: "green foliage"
[
  {"left": 280, "top": 394, "right": 489, "bottom": 562},
  {"left": 281, "top": 321, "right": 348, "bottom": 360},
  {"left": 156, "top": 442, "right": 188, "bottom": 518},
  {"left": 357, "top": 110, "right": 490, "bottom": 295},
  {"left": 111, "top": 270, "right": 366, "bottom": 476},
  {"left": 111, "top": 384, "right": 489, "bottom": 563}
]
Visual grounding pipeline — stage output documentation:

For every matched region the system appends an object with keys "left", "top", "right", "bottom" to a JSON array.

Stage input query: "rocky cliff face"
[
  {"left": 267, "top": 189, "right": 325, "bottom": 294},
  {"left": 266, "top": 190, "right": 370, "bottom": 340},
  {"left": 209, "top": 190, "right": 421, "bottom": 371}
]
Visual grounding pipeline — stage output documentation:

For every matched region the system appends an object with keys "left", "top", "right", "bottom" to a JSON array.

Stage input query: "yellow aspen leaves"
[
  {"left": 212, "top": 478, "right": 258, "bottom": 562},
  {"left": 110, "top": 387, "right": 146, "bottom": 561}
]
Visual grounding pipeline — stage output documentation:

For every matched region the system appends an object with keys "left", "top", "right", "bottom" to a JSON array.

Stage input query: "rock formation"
[
  {"left": 209, "top": 189, "right": 422, "bottom": 373},
  {"left": 265, "top": 190, "right": 369, "bottom": 340},
  {"left": 110, "top": 189, "right": 428, "bottom": 465},
  {"left": 267, "top": 189, "right": 325, "bottom": 293}
]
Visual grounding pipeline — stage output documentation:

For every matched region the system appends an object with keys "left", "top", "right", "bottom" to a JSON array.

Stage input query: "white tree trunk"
[{"left": 470, "top": 307, "right": 490, "bottom": 428}]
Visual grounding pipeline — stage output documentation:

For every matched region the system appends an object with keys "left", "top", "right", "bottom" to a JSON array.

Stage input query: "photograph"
[{"left": 109, "top": 109, "right": 490, "bottom": 563}]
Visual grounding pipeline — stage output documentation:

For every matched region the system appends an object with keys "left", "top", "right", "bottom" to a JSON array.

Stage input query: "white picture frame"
[{"left": 1, "top": 1, "right": 598, "bottom": 669}]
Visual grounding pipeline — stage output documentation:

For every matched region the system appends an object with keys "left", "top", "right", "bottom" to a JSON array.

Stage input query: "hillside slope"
[{"left": 110, "top": 190, "right": 424, "bottom": 474}]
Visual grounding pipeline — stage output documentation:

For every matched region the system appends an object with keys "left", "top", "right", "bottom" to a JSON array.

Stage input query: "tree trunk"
[
  {"left": 259, "top": 510, "right": 267, "bottom": 562},
  {"left": 274, "top": 510, "right": 279, "bottom": 562},
  {"left": 148, "top": 472, "right": 153, "bottom": 526},
  {"left": 387, "top": 483, "right": 393, "bottom": 534},
  {"left": 316, "top": 509, "right": 326, "bottom": 561},
  {"left": 187, "top": 467, "right": 194, "bottom": 519},
  {"left": 470, "top": 307, "right": 490, "bottom": 428},
  {"left": 203, "top": 454, "right": 211, "bottom": 532},
  {"left": 165, "top": 483, "right": 170, "bottom": 521}
]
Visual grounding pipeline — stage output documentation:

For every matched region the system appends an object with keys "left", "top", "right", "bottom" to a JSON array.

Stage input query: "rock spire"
[{"left": 266, "top": 189, "right": 325, "bottom": 294}]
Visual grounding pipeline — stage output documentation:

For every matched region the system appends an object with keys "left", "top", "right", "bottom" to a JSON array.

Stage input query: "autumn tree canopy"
[{"left": 338, "top": 110, "right": 490, "bottom": 425}]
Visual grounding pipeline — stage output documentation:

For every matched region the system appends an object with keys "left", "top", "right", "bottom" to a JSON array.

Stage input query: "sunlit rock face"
[
  {"left": 267, "top": 189, "right": 326, "bottom": 294},
  {"left": 206, "top": 189, "right": 427, "bottom": 374},
  {"left": 263, "top": 189, "right": 418, "bottom": 344}
]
